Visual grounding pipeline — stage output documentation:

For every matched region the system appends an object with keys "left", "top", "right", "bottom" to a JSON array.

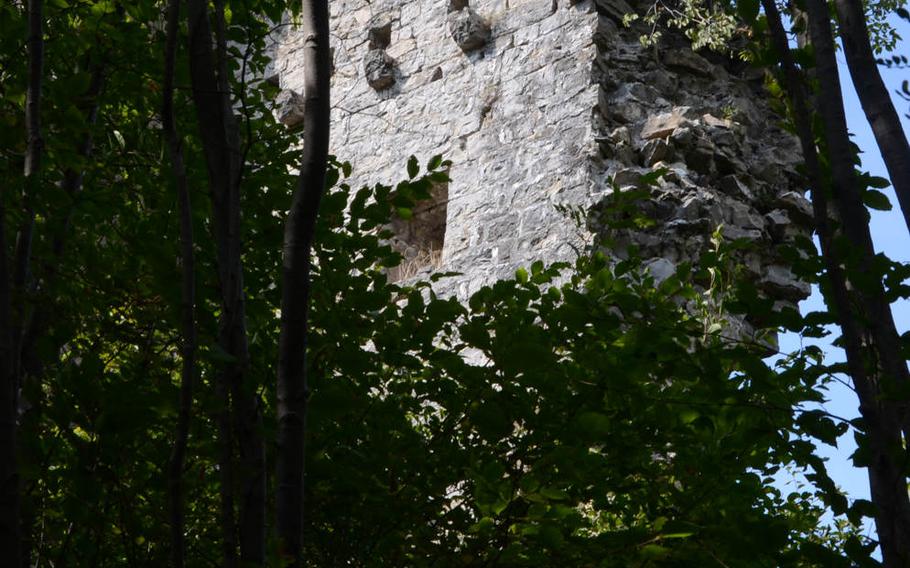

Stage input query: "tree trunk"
[
  {"left": 802, "top": 0, "right": 910, "bottom": 564},
  {"left": 209, "top": 5, "right": 266, "bottom": 562},
  {"left": 163, "top": 0, "right": 197, "bottom": 565},
  {"left": 185, "top": 0, "right": 265, "bottom": 564},
  {"left": 834, "top": 0, "right": 910, "bottom": 235},
  {"left": 804, "top": 0, "right": 910, "bottom": 424},
  {"left": 0, "top": 203, "right": 17, "bottom": 568},
  {"left": 1, "top": 2, "right": 44, "bottom": 564},
  {"left": 275, "top": 0, "right": 331, "bottom": 564},
  {"left": 185, "top": 3, "right": 238, "bottom": 566}
]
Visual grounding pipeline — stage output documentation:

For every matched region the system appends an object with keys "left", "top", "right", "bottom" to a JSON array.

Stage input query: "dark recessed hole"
[
  {"left": 448, "top": 0, "right": 469, "bottom": 12},
  {"left": 368, "top": 22, "right": 392, "bottom": 50}
]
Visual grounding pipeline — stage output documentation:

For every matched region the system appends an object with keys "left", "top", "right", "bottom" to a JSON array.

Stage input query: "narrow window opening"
[{"left": 388, "top": 183, "right": 448, "bottom": 282}]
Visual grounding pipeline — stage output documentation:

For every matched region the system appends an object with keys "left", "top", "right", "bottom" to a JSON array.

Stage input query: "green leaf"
[
  {"left": 470, "top": 517, "right": 495, "bottom": 534},
  {"left": 407, "top": 155, "right": 419, "bottom": 178},
  {"left": 538, "top": 486, "right": 569, "bottom": 501},
  {"left": 638, "top": 167, "right": 668, "bottom": 187},
  {"left": 471, "top": 400, "right": 512, "bottom": 440},
  {"left": 864, "top": 174, "right": 891, "bottom": 189},
  {"left": 660, "top": 520, "right": 699, "bottom": 539},
  {"left": 640, "top": 544, "right": 670, "bottom": 560},
  {"left": 679, "top": 409, "right": 699, "bottom": 424},
  {"left": 540, "top": 524, "right": 565, "bottom": 548},
  {"left": 847, "top": 499, "right": 877, "bottom": 525},
  {"left": 208, "top": 344, "right": 239, "bottom": 364},
  {"left": 575, "top": 412, "right": 611, "bottom": 436},
  {"left": 863, "top": 189, "right": 892, "bottom": 211},
  {"left": 737, "top": 0, "right": 759, "bottom": 24}
]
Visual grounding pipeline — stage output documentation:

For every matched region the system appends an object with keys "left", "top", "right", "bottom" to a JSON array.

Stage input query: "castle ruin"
[{"left": 271, "top": 0, "right": 811, "bottom": 309}]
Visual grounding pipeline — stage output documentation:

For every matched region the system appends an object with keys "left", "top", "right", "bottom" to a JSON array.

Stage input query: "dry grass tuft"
[{"left": 389, "top": 244, "right": 443, "bottom": 282}]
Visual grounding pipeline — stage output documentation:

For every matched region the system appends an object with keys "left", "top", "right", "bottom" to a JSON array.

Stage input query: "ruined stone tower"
[{"left": 272, "top": 0, "right": 810, "bottom": 306}]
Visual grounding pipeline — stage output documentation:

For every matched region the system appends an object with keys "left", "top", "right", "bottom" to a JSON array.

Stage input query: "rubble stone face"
[
  {"left": 273, "top": 0, "right": 811, "bottom": 315},
  {"left": 447, "top": 8, "right": 491, "bottom": 52},
  {"left": 364, "top": 49, "right": 397, "bottom": 90},
  {"left": 275, "top": 89, "right": 306, "bottom": 128}
]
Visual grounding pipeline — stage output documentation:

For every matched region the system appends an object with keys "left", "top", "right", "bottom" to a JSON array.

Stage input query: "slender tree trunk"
[
  {"left": 833, "top": 0, "right": 910, "bottom": 235},
  {"left": 1, "top": 2, "right": 44, "bottom": 564},
  {"left": 185, "top": 3, "right": 238, "bottom": 565},
  {"left": 185, "top": 1, "right": 265, "bottom": 564},
  {"left": 762, "top": 7, "right": 910, "bottom": 565},
  {"left": 23, "top": 0, "right": 43, "bottom": 177},
  {"left": 804, "top": 0, "right": 910, "bottom": 421},
  {"left": 13, "top": 12, "right": 51, "bottom": 560},
  {"left": 0, "top": 203, "right": 17, "bottom": 568},
  {"left": 163, "top": 1, "right": 197, "bottom": 566},
  {"left": 14, "top": 0, "right": 44, "bottom": 401},
  {"left": 789, "top": 1, "right": 910, "bottom": 565},
  {"left": 209, "top": 5, "right": 266, "bottom": 562},
  {"left": 276, "top": 0, "right": 331, "bottom": 564}
]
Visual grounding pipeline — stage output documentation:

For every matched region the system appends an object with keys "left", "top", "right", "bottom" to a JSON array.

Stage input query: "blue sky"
[{"left": 775, "top": 14, "right": 910, "bottom": 539}]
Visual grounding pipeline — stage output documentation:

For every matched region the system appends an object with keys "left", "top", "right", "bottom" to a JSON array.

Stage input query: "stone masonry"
[{"left": 272, "top": 0, "right": 811, "bottom": 309}]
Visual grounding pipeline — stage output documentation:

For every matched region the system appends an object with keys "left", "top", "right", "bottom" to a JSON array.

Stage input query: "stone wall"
[{"left": 272, "top": 0, "right": 811, "bottom": 308}]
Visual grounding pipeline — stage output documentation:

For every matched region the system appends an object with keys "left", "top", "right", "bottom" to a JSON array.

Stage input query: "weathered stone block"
[
  {"left": 640, "top": 139, "right": 671, "bottom": 166},
  {"left": 275, "top": 89, "right": 305, "bottom": 128},
  {"left": 663, "top": 48, "right": 714, "bottom": 77},
  {"left": 641, "top": 107, "right": 693, "bottom": 140},
  {"left": 364, "top": 49, "right": 397, "bottom": 90},
  {"left": 448, "top": 8, "right": 490, "bottom": 52},
  {"left": 775, "top": 191, "right": 813, "bottom": 222},
  {"left": 719, "top": 174, "right": 754, "bottom": 200},
  {"left": 593, "top": 0, "right": 633, "bottom": 23}
]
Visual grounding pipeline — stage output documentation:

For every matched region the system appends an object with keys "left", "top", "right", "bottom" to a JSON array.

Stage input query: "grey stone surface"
[{"left": 272, "top": 0, "right": 811, "bottom": 318}]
